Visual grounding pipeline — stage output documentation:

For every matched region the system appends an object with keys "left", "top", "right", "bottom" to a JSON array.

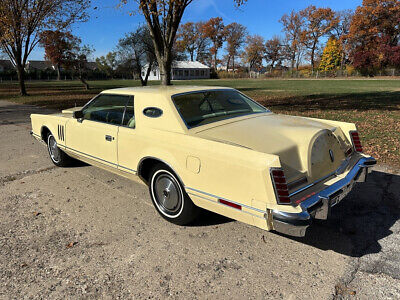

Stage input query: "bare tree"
[
  {"left": 0, "top": 0, "right": 89, "bottom": 95},
  {"left": 120, "top": 0, "right": 248, "bottom": 85},
  {"left": 332, "top": 9, "right": 353, "bottom": 69},
  {"left": 117, "top": 26, "right": 156, "bottom": 86},
  {"left": 64, "top": 41, "right": 93, "bottom": 90},
  {"left": 280, "top": 10, "right": 305, "bottom": 70}
]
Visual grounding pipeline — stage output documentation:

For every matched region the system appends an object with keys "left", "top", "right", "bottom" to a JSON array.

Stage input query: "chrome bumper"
[{"left": 271, "top": 156, "right": 376, "bottom": 237}]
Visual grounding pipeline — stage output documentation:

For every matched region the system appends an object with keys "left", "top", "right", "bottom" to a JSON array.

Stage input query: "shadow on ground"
[
  {"left": 255, "top": 91, "right": 400, "bottom": 112},
  {"left": 278, "top": 170, "right": 400, "bottom": 257}
]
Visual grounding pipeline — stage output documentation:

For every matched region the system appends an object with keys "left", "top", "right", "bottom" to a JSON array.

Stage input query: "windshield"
[{"left": 172, "top": 90, "right": 268, "bottom": 128}]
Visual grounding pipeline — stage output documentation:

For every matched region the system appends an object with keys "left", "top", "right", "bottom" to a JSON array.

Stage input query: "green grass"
[{"left": 1, "top": 78, "right": 399, "bottom": 166}]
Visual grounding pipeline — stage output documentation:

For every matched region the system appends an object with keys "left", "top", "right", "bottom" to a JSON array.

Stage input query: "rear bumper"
[{"left": 271, "top": 156, "right": 376, "bottom": 237}]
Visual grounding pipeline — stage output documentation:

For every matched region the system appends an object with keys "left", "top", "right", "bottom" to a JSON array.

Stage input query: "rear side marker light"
[
  {"left": 271, "top": 169, "right": 291, "bottom": 204},
  {"left": 350, "top": 131, "right": 363, "bottom": 153},
  {"left": 218, "top": 199, "right": 242, "bottom": 210}
]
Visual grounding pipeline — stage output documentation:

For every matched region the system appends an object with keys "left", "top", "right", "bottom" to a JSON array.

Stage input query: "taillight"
[
  {"left": 271, "top": 168, "right": 291, "bottom": 204},
  {"left": 350, "top": 131, "right": 363, "bottom": 152}
]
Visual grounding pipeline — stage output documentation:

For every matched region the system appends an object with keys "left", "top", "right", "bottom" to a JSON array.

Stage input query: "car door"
[{"left": 65, "top": 94, "right": 131, "bottom": 168}]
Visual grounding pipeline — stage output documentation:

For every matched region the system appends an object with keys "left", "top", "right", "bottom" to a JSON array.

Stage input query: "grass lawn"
[{"left": 1, "top": 78, "right": 399, "bottom": 166}]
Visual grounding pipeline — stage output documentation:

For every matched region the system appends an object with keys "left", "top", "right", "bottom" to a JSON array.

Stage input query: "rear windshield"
[{"left": 172, "top": 90, "right": 268, "bottom": 128}]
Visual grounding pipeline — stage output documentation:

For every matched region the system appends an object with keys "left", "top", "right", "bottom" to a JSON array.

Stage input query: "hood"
[{"left": 195, "top": 113, "right": 347, "bottom": 183}]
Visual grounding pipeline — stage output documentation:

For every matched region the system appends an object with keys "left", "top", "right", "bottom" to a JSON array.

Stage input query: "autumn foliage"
[
  {"left": 318, "top": 37, "right": 342, "bottom": 71},
  {"left": 347, "top": 0, "right": 400, "bottom": 75}
]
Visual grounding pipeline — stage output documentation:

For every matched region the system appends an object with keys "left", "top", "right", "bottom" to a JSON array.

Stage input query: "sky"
[{"left": 29, "top": 0, "right": 363, "bottom": 61}]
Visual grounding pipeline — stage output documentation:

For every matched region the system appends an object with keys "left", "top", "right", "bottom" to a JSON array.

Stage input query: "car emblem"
[{"left": 329, "top": 149, "right": 335, "bottom": 162}]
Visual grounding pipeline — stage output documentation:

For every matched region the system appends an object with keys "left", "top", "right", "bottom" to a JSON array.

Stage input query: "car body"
[{"left": 30, "top": 86, "right": 376, "bottom": 237}]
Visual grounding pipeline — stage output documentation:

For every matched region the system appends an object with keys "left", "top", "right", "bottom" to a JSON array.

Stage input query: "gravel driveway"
[{"left": 0, "top": 100, "right": 399, "bottom": 299}]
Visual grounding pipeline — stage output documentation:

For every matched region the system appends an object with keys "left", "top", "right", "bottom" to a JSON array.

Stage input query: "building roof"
[
  {"left": 172, "top": 61, "right": 210, "bottom": 69},
  {"left": 26, "top": 60, "right": 53, "bottom": 70},
  {"left": 144, "top": 61, "right": 210, "bottom": 70}
]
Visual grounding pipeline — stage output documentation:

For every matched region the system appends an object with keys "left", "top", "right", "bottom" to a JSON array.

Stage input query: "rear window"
[{"left": 172, "top": 90, "right": 268, "bottom": 128}]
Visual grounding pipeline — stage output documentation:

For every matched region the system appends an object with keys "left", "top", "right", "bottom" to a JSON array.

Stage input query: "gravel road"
[{"left": 0, "top": 100, "right": 399, "bottom": 299}]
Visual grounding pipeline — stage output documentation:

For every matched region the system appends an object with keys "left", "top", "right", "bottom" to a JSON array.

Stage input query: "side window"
[
  {"left": 122, "top": 97, "right": 135, "bottom": 128},
  {"left": 82, "top": 94, "right": 130, "bottom": 126}
]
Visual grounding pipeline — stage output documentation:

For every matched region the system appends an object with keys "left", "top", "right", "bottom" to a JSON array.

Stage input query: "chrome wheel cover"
[
  {"left": 47, "top": 135, "right": 61, "bottom": 163},
  {"left": 151, "top": 170, "right": 184, "bottom": 218}
]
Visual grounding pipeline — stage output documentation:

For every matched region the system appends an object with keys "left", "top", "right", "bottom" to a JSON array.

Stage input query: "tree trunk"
[
  {"left": 79, "top": 75, "right": 89, "bottom": 90},
  {"left": 232, "top": 56, "right": 235, "bottom": 73},
  {"left": 57, "top": 64, "right": 61, "bottom": 81},
  {"left": 311, "top": 48, "right": 315, "bottom": 71},
  {"left": 16, "top": 64, "right": 27, "bottom": 96},
  {"left": 291, "top": 53, "right": 295, "bottom": 70},
  {"left": 226, "top": 56, "right": 231, "bottom": 72},
  {"left": 311, "top": 41, "right": 317, "bottom": 71},
  {"left": 141, "top": 61, "right": 153, "bottom": 86},
  {"left": 159, "top": 57, "right": 172, "bottom": 86}
]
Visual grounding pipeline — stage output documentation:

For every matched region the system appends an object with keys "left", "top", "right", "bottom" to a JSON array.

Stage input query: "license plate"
[{"left": 330, "top": 181, "right": 354, "bottom": 207}]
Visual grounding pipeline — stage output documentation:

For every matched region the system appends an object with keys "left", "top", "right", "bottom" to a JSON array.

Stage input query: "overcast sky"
[{"left": 29, "top": 0, "right": 362, "bottom": 61}]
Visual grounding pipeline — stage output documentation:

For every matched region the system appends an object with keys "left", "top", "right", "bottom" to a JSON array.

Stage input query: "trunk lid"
[{"left": 194, "top": 113, "right": 347, "bottom": 184}]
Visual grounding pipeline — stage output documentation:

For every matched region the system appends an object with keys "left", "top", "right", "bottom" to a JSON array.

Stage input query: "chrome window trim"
[{"left": 80, "top": 94, "right": 133, "bottom": 127}]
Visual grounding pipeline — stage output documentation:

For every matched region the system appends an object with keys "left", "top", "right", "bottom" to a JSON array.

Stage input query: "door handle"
[{"left": 105, "top": 135, "right": 114, "bottom": 142}]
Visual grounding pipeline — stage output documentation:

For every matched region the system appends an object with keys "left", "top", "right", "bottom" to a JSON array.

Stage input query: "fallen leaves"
[
  {"left": 66, "top": 241, "right": 78, "bottom": 249},
  {"left": 335, "top": 284, "right": 357, "bottom": 297}
]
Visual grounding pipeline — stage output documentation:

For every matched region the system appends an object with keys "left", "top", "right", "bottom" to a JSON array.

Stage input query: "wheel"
[
  {"left": 149, "top": 163, "right": 199, "bottom": 225},
  {"left": 47, "top": 133, "right": 73, "bottom": 167}
]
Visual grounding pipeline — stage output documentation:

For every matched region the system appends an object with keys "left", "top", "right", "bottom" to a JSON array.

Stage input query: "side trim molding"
[{"left": 186, "top": 186, "right": 266, "bottom": 214}]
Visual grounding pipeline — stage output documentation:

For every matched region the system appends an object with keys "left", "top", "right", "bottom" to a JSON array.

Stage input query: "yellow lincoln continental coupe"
[{"left": 30, "top": 86, "right": 376, "bottom": 237}]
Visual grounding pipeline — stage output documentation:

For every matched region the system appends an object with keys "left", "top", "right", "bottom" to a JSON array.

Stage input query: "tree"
[
  {"left": 194, "top": 22, "right": 210, "bottom": 63},
  {"left": 63, "top": 38, "right": 93, "bottom": 90},
  {"left": 300, "top": 5, "right": 335, "bottom": 71},
  {"left": 224, "top": 22, "right": 247, "bottom": 72},
  {"left": 347, "top": 0, "right": 400, "bottom": 75},
  {"left": 176, "top": 22, "right": 197, "bottom": 61},
  {"left": 242, "top": 35, "right": 265, "bottom": 73},
  {"left": 202, "top": 17, "right": 225, "bottom": 70},
  {"left": 96, "top": 52, "right": 119, "bottom": 79},
  {"left": 175, "top": 21, "right": 210, "bottom": 62},
  {"left": 116, "top": 26, "right": 156, "bottom": 86},
  {"left": 318, "top": 36, "right": 342, "bottom": 71},
  {"left": 39, "top": 30, "right": 78, "bottom": 80},
  {"left": 120, "top": 0, "right": 248, "bottom": 85},
  {"left": 280, "top": 10, "right": 305, "bottom": 70},
  {"left": 264, "top": 36, "right": 286, "bottom": 69},
  {"left": 0, "top": 0, "right": 89, "bottom": 95},
  {"left": 332, "top": 10, "right": 353, "bottom": 69}
]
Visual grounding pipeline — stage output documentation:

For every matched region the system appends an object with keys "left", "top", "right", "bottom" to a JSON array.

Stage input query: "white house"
[{"left": 143, "top": 61, "right": 210, "bottom": 80}]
